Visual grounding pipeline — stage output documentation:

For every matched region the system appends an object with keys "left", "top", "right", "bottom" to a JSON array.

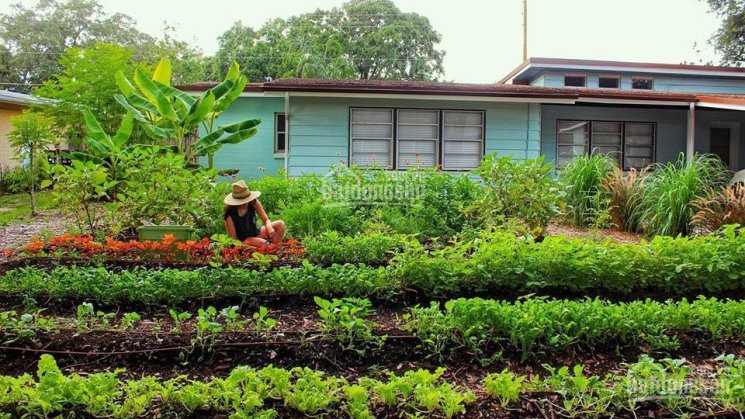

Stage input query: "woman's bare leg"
[
  {"left": 244, "top": 237, "right": 268, "bottom": 247},
  {"left": 259, "top": 220, "right": 286, "bottom": 244}
]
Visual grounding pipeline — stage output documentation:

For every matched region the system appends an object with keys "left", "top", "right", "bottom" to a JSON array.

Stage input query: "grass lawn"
[{"left": 0, "top": 191, "right": 55, "bottom": 226}]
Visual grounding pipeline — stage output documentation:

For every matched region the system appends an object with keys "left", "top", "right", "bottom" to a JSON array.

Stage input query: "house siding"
[
  {"left": 287, "top": 96, "right": 542, "bottom": 176},
  {"left": 209, "top": 96, "right": 285, "bottom": 179},
  {"left": 535, "top": 70, "right": 745, "bottom": 94},
  {"left": 0, "top": 108, "right": 22, "bottom": 169}
]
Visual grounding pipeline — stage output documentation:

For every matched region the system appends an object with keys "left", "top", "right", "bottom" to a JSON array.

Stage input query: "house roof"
[
  {"left": 177, "top": 78, "right": 701, "bottom": 104},
  {"left": 0, "top": 90, "right": 41, "bottom": 110},
  {"left": 499, "top": 57, "right": 745, "bottom": 85}
]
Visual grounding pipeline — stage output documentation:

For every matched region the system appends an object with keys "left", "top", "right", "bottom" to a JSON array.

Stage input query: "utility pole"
[{"left": 523, "top": 0, "right": 528, "bottom": 62}]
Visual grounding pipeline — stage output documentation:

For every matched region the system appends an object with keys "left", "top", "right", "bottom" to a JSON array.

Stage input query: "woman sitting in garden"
[{"left": 224, "top": 180, "right": 286, "bottom": 246}]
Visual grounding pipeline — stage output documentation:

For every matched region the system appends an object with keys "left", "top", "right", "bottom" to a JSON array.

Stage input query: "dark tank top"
[{"left": 225, "top": 202, "right": 259, "bottom": 241}]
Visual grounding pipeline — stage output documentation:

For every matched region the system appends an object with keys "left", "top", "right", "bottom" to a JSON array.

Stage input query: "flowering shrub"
[{"left": 22, "top": 234, "right": 305, "bottom": 266}]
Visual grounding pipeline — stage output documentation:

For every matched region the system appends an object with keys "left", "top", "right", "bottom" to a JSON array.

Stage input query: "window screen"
[
  {"left": 350, "top": 108, "right": 393, "bottom": 168},
  {"left": 564, "top": 75, "right": 586, "bottom": 87},
  {"left": 442, "top": 111, "right": 484, "bottom": 170},
  {"left": 397, "top": 109, "right": 439, "bottom": 168},
  {"left": 624, "top": 123, "right": 654, "bottom": 170},
  {"left": 590, "top": 122, "right": 622, "bottom": 165},
  {"left": 557, "top": 121, "right": 589, "bottom": 165},
  {"left": 598, "top": 77, "right": 620, "bottom": 89},
  {"left": 632, "top": 78, "right": 653, "bottom": 90}
]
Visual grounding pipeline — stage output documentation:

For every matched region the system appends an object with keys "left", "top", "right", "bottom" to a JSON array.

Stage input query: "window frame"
[
  {"left": 396, "top": 108, "right": 441, "bottom": 169},
  {"left": 563, "top": 73, "right": 587, "bottom": 88},
  {"left": 274, "top": 112, "right": 287, "bottom": 154},
  {"left": 441, "top": 110, "right": 486, "bottom": 171},
  {"left": 348, "top": 107, "right": 486, "bottom": 171},
  {"left": 598, "top": 75, "right": 621, "bottom": 89},
  {"left": 631, "top": 77, "right": 654, "bottom": 90},
  {"left": 349, "top": 107, "right": 395, "bottom": 169},
  {"left": 556, "top": 119, "right": 656, "bottom": 170}
]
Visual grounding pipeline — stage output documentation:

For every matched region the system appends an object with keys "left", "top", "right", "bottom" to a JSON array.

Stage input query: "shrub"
[
  {"left": 279, "top": 198, "right": 361, "bottom": 238},
  {"left": 631, "top": 154, "right": 730, "bottom": 236},
  {"left": 603, "top": 167, "right": 646, "bottom": 231},
  {"left": 248, "top": 171, "right": 323, "bottom": 219},
  {"left": 691, "top": 184, "right": 745, "bottom": 233},
  {"left": 560, "top": 154, "right": 616, "bottom": 227},
  {"left": 468, "top": 155, "right": 561, "bottom": 230}
]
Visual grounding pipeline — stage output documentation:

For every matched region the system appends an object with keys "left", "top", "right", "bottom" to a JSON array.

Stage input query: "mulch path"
[
  {"left": 0, "top": 210, "right": 71, "bottom": 254},
  {"left": 546, "top": 222, "right": 644, "bottom": 243}
]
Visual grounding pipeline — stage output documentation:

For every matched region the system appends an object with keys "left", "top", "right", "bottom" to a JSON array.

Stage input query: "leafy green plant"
[
  {"left": 169, "top": 309, "right": 192, "bottom": 333},
  {"left": 560, "top": 154, "right": 616, "bottom": 227},
  {"left": 114, "top": 58, "right": 258, "bottom": 167},
  {"left": 0, "top": 310, "right": 52, "bottom": 344},
  {"left": 715, "top": 354, "right": 745, "bottom": 411},
  {"left": 51, "top": 160, "right": 112, "bottom": 234},
  {"left": 121, "top": 312, "right": 141, "bottom": 330},
  {"left": 484, "top": 370, "right": 525, "bottom": 406},
  {"left": 75, "top": 302, "right": 114, "bottom": 331},
  {"left": 305, "top": 231, "right": 412, "bottom": 265},
  {"left": 219, "top": 306, "right": 248, "bottom": 332},
  {"left": 468, "top": 155, "right": 561, "bottom": 230},
  {"left": 252, "top": 306, "right": 277, "bottom": 336},
  {"left": 314, "top": 296, "right": 385, "bottom": 355},
  {"left": 631, "top": 153, "right": 730, "bottom": 236}
]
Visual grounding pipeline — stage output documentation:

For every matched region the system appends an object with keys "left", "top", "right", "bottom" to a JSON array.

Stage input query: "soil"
[{"left": 546, "top": 221, "right": 644, "bottom": 243}]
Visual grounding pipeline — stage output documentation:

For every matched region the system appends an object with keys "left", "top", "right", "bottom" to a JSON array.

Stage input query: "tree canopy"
[
  {"left": 211, "top": 0, "right": 445, "bottom": 81},
  {"left": 0, "top": 0, "right": 207, "bottom": 92},
  {"left": 704, "top": 0, "right": 745, "bottom": 66}
]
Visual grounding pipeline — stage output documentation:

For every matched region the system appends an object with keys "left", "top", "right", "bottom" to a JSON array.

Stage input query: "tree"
[
  {"left": 8, "top": 111, "right": 55, "bottom": 215},
  {"left": 115, "top": 58, "right": 259, "bottom": 168},
  {"left": 0, "top": 0, "right": 151, "bottom": 92},
  {"left": 703, "top": 0, "right": 745, "bottom": 66},
  {"left": 211, "top": 0, "right": 445, "bottom": 81},
  {"left": 33, "top": 43, "right": 141, "bottom": 147}
]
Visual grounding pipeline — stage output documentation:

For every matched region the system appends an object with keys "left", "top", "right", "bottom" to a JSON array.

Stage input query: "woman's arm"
[
  {"left": 254, "top": 200, "right": 274, "bottom": 236},
  {"left": 225, "top": 216, "right": 237, "bottom": 239}
]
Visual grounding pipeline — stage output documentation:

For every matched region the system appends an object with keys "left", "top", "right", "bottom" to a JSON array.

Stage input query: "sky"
[{"left": 0, "top": 0, "right": 725, "bottom": 83}]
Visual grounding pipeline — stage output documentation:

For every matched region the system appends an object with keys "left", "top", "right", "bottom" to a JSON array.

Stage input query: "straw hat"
[{"left": 224, "top": 180, "right": 261, "bottom": 205}]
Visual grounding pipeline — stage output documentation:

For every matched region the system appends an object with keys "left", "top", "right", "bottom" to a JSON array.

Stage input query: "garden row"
[
  {"left": 1, "top": 354, "right": 742, "bottom": 418},
  {"left": 3, "top": 297, "right": 745, "bottom": 361},
  {"left": 6, "top": 225, "right": 745, "bottom": 304}
]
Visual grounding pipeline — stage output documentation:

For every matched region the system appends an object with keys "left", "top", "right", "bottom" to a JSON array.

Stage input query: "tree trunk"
[{"left": 29, "top": 148, "right": 36, "bottom": 216}]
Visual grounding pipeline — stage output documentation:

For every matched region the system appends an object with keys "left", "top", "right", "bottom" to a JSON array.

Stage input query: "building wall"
[
  {"left": 541, "top": 104, "right": 745, "bottom": 170},
  {"left": 534, "top": 71, "right": 745, "bottom": 94},
  {"left": 209, "top": 95, "right": 285, "bottom": 179},
  {"left": 287, "top": 96, "right": 541, "bottom": 176},
  {"left": 0, "top": 108, "right": 22, "bottom": 169}
]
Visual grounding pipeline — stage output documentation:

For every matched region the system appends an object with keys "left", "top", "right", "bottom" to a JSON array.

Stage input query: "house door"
[{"left": 710, "top": 127, "right": 731, "bottom": 167}]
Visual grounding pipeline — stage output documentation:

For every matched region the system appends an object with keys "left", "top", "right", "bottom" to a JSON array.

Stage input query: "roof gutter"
[{"left": 263, "top": 90, "right": 577, "bottom": 104}]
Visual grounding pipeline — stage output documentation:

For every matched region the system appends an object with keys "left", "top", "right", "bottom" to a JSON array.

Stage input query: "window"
[
  {"left": 349, "top": 108, "right": 484, "bottom": 170},
  {"left": 397, "top": 109, "right": 439, "bottom": 168},
  {"left": 598, "top": 76, "right": 620, "bottom": 89},
  {"left": 632, "top": 78, "right": 653, "bottom": 90},
  {"left": 557, "top": 121, "right": 589, "bottom": 165},
  {"left": 274, "top": 113, "right": 286, "bottom": 153},
  {"left": 350, "top": 108, "right": 394, "bottom": 168},
  {"left": 624, "top": 123, "right": 655, "bottom": 169},
  {"left": 557, "top": 120, "right": 655, "bottom": 170},
  {"left": 564, "top": 75, "right": 586, "bottom": 87},
  {"left": 442, "top": 111, "right": 484, "bottom": 170}
]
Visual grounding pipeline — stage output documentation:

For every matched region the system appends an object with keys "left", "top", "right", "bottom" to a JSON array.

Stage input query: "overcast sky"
[{"left": 0, "top": 0, "right": 724, "bottom": 83}]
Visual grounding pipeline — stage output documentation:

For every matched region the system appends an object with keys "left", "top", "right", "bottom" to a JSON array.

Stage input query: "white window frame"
[
  {"left": 441, "top": 110, "right": 485, "bottom": 171},
  {"left": 274, "top": 112, "right": 286, "bottom": 154},
  {"left": 396, "top": 109, "right": 440, "bottom": 169},
  {"left": 564, "top": 73, "right": 587, "bottom": 88},
  {"left": 598, "top": 75, "right": 621, "bottom": 89},
  {"left": 631, "top": 77, "right": 654, "bottom": 90},
  {"left": 349, "top": 108, "right": 395, "bottom": 169}
]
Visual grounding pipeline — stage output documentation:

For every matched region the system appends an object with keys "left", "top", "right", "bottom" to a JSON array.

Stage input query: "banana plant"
[
  {"left": 67, "top": 110, "right": 135, "bottom": 197},
  {"left": 113, "top": 58, "right": 259, "bottom": 168}
]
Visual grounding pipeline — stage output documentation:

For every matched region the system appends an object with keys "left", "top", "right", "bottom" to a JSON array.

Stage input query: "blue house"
[{"left": 182, "top": 58, "right": 745, "bottom": 178}]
